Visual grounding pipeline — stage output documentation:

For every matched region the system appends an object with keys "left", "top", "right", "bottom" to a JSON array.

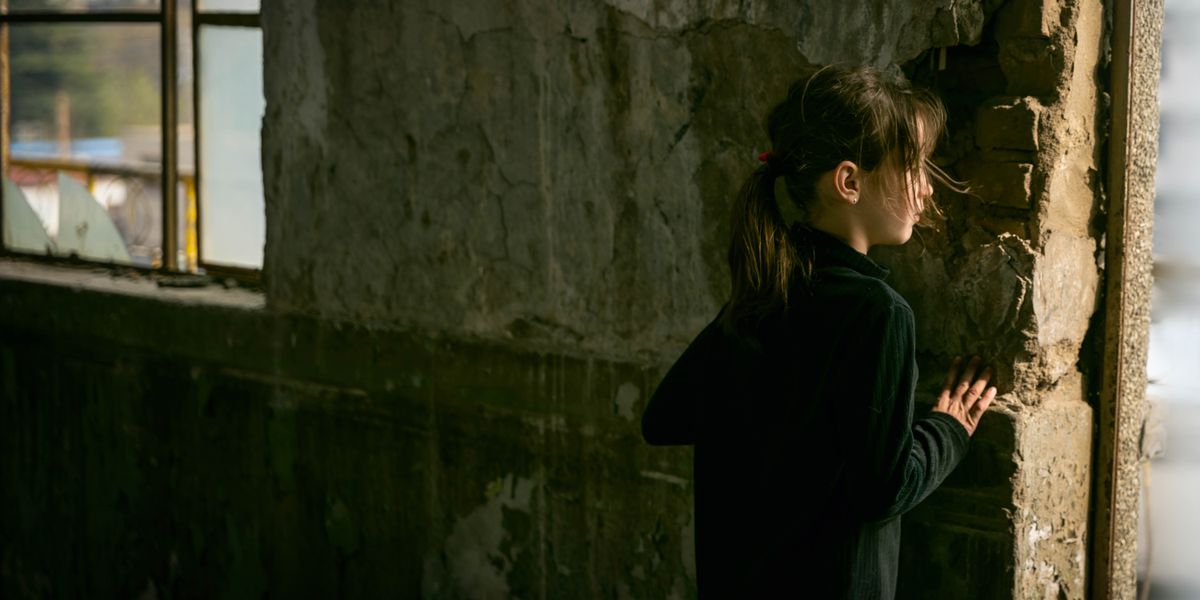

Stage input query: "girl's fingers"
[
  {"left": 968, "top": 387, "right": 996, "bottom": 421},
  {"left": 955, "top": 356, "right": 982, "bottom": 396},
  {"left": 964, "top": 367, "right": 992, "bottom": 404}
]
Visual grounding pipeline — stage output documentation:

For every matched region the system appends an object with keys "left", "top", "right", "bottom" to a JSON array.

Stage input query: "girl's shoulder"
[{"left": 810, "top": 265, "right": 913, "bottom": 315}]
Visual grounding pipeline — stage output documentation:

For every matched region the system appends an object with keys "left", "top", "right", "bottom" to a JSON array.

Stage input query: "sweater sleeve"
[{"left": 850, "top": 300, "right": 971, "bottom": 523}]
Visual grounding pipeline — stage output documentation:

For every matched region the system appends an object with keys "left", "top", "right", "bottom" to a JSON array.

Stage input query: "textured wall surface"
[
  {"left": 0, "top": 0, "right": 1131, "bottom": 597},
  {"left": 877, "top": 0, "right": 1106, "bottom": 595},
  {"left": 262, "top": 0, "right": 990, "bottom": 362},
  {"left": 0, "top": 266, "right": 689, "bottom": 597}
]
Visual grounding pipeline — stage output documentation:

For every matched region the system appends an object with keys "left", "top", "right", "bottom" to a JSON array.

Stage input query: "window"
[{"left": 0, "top": 0, "right": 264, "bottom": 278}]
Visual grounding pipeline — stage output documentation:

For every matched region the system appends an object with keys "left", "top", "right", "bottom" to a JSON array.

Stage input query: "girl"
[{"left": 640, "top": 65, "right": 997, "bottom": 598}]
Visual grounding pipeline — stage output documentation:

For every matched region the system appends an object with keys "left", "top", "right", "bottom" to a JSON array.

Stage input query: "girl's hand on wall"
[{"left": 932, "top": 355, "right": 996, "bottom": 436}]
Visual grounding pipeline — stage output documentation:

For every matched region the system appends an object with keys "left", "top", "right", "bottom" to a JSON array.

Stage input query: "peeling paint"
[
  {"left": 614, "top": 382, "right": 639, "bottom": 420},
  {"left": 426, "top": 473, "right": 539, "bottom": 598}
]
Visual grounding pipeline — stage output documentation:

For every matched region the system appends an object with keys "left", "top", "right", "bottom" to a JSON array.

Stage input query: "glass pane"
[
  {"left": 196, "top": 0, "right": 257, "bottom": 12},
  {"left": 4, "top": 23, "right": 161, "bottom": 266},
  {"left": 198, "top": 24, "right": 263, "bottom": 269},
  {"left": 6, "top": 0, "right": 159, "bottom": 12}
]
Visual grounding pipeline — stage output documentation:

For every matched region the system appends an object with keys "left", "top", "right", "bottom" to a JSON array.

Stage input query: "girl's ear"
[{"left": 832, "top": 160, "right": 861, "bottom": 204}]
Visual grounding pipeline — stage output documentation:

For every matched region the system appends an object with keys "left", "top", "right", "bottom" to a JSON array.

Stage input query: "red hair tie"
[{"left": 758, "top": 150, "right": 772, "bottom": 163}]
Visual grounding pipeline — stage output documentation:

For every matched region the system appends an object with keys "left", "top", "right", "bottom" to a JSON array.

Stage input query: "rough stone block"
[
  {"left": 1013, "top": 397, "right": 1093, "bottom": 599},
  {"left": 976, "top": 97, "right": 1040, "bottom": 152},
  {"left": 875, "top": 232, "right": 1036, "bottom": 374},
  {"left": 1000, "top": 38, "right": 1064, "bottom": 96},
  {"left": 957, "top": 154, "right": 1034, "bottom": 208},
  {"left": 1032, "top": 234, "right": 1100, "bottom": 347},
  {"left": 993, "top": 0, "right": 1060, "bottom": 39}
]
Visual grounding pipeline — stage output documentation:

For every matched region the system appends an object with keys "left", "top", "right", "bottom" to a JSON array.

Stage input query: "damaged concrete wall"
[
  {"left": 262, "top": 0, "right": 989, "bottom": 360},
  {"left": 0, "top": 0, "right": 1120, "bottom": 597},
  {"left": 0, "top": 268, "right": 683, "bottom": 597}
]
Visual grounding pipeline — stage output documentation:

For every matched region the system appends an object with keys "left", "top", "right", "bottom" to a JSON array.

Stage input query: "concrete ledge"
[{"left": 0, "top": 259, "right": 266, "bottom": 311}]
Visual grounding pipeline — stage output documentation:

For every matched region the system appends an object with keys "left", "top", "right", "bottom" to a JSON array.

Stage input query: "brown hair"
[{"left": 722, "top": 64, "right": 963, "bottom": 335}]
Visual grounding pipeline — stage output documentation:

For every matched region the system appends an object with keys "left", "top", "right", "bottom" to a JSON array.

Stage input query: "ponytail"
[{"left": 721, "top": 160, "right": 815, "bottom": 336}]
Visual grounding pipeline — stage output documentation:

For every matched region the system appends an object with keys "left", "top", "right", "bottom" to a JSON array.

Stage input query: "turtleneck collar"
[{"left": 791, "top": 224, "right": 891, "bottom": 281}]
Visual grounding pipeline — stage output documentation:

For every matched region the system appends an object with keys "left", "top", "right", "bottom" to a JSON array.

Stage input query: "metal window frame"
[
  {"left": 191, "top": 4, "right": 260, "bottom": 283},
  {"left": 0, "top": 1, "right": 264, "bottom": 283},
  {"left": 0, "top": 3, "right": 175, "bottom": 272}
]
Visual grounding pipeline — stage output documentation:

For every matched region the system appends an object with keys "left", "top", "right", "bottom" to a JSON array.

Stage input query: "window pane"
[
  {"left": 5, "top": 0, "right": 159, "bottom": 12},
  {"left": 198, "top": 24, "right": 263, "bottom": 269},
  {"left": 4, "top": 23, "right": 161, "bottom": 266},
  {"left": 196, "top": 0, "right": 257, "bottom": 12}
]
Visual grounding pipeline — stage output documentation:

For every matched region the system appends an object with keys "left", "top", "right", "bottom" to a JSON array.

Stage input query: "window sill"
[{"left": 0, "top": 257, "right": 265, "bottom": 311}]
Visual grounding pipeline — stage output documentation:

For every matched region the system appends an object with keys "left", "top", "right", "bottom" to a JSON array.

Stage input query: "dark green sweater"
[{"left": 641, "top": 226, "right": 969, "bottom": 599}]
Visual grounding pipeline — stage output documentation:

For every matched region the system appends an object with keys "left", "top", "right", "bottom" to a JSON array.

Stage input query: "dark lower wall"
[
  {"left": 0, "top": 266, "right": 1021, "bottom": 598},
  {"left": 0, "top": 270, "right": 692, "bottom": 598}
]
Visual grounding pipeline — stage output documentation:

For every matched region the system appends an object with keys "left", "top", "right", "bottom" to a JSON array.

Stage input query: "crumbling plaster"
[
  {"left": 875, "top": 0, "right": 1107, "bottom": 596},
  {"left": 257, "top": 0, "right": 1112, "bottom": 598},
  {"left": 0, "top": 0, "right": 1127, "bottom": 596},
  {"left": 262, "top": 0, "right": 994, "bottom": 363}
]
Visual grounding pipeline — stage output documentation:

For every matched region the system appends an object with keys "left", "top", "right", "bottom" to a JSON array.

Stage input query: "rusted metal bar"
[
  {"left": 0, "top": 11, "right": 159, "bottom": 23},
  {"left": 191, "top": 0, "right": 202, "bottom": 272},
  {"left": 1091, "top": 0, "right": 1134, "bottom": 595},
  {"left": 161, "top": 0, "right": 178, "bottom": 270},
  {"left": 1, "top": 0, "right": 8, "bottom": 256},
  {"left": 194, "top": 12, "right": 257, "bottom": 28}
]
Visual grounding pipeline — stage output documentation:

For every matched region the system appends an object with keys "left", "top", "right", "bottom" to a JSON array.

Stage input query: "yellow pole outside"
[{"left": 184, "top": 175, "right": 197, "bottom": 271}]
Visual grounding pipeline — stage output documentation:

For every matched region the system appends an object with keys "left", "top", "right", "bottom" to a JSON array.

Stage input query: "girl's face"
[
  {"left": 860, "top": 159, "right": 932, "bottom": 247},
  {"left": 861, "top": 113, "right": 934, "bottom": 247}
]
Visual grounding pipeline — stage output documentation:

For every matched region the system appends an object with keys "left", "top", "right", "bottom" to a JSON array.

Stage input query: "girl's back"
[
  {"left": 641, "top": 65, "right": 996, "bottom": 598},
  {"left": 644, "top": 226, "right": 949, "bottom": 597}
]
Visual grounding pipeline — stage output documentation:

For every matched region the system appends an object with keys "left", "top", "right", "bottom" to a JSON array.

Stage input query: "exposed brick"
[{"left": 976, "top": 97, "right": 1040, "bottom": 152}]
